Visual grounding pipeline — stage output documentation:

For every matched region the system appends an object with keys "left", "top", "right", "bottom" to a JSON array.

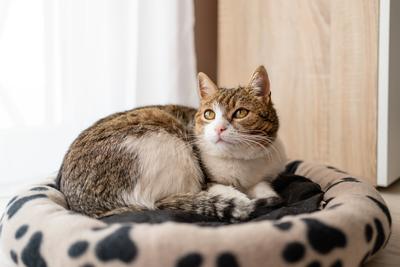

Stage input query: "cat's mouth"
[
  {"left": 215, "top": 136, "right": 234, "bottom": 145},
  {"left": 215, "top": 138, "right": 224, "bottom": 144}
]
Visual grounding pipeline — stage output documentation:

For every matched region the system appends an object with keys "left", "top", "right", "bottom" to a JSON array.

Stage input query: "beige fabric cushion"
[{"left": 0, "top": 161, "right": 391, "bottom": 267}]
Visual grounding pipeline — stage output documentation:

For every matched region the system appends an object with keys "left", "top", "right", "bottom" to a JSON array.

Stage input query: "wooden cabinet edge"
[{"left": 377, "top": 0, "right": 400, "bottom": 187}]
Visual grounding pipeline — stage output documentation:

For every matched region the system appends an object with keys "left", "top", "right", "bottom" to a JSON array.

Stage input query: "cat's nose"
[{"left": 215, "top": 126, "right": 227, "bottom": 135}]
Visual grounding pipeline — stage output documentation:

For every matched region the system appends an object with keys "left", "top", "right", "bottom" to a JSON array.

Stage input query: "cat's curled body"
[{"left": 58, "top": 66, "right": 287, "bottom": 221}]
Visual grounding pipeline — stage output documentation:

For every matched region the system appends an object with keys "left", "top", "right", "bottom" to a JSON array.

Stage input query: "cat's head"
[{"left": 194, "top": 66, "right": 279, "bottom": 159}]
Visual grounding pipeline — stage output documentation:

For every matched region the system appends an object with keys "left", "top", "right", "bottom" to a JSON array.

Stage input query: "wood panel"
[
  {"left": 194, "top": 0, "right": 218, "bottom": 82},
  {"left": 218, "top": 0, "right": 378, "bottom": 184}
]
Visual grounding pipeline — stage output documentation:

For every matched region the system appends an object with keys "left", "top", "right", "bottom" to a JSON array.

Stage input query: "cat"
[{"left": 57, "top": 65, "right": 287, "bottom": 222}]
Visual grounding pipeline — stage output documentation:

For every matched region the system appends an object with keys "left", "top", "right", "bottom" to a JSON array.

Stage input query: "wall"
[{"left": 194, "top": 0, "right": 218, "bottom": 82}]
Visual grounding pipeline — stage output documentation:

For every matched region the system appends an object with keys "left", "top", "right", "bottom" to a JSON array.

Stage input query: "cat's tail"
[{"left": 155, "top": 191, "right": 282, "bottom": 222}]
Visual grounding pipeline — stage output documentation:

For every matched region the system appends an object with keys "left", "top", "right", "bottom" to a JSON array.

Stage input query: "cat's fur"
[{"left": 58, "top": 66, "right": 287, "bottom": 221}]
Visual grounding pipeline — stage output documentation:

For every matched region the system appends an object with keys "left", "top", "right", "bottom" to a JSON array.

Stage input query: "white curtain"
[{"left": 0, "top": 0, "right": 198, "bottom": 207}]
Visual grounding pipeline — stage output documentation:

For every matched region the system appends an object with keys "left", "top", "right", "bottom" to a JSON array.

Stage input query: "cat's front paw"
[
  {"left": 227, "top": 197, "right": 254, "bottom": 222},
  {"left": 228, "top": 196, "right": 283, "bottom": 223},
  {"left": 207, "top": 184, "right": 253, "bottom": 222}
]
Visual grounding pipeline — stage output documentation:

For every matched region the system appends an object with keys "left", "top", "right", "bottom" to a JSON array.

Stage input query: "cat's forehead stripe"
[
  {"left": 224, "top": 90, "right": 236, "bottom": 108},
  {"left": 227, "top": 91, "right": 237, "bottom": 108},
  {"left": 215, "top": 89, "right": 237, "bottom": 109}
]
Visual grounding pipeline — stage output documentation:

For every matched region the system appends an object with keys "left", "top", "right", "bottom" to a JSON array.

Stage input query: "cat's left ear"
[
  {"left": 198, "top": 72, "right": 218, "bottom": 99},
  {"left": 247, "top": 65, "right": 271, "bottom": 99}
]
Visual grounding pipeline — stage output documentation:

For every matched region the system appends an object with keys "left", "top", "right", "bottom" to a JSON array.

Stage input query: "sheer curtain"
[{"left": 0, "top": 0, "right": 197, "bottom": 209}]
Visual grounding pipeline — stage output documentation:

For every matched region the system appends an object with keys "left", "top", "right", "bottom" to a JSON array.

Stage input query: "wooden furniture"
[{"left": 218, "top": 0, "right": 400, "bottom": 186}]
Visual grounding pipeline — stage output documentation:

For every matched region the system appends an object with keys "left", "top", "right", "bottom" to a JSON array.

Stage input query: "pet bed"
[{"left": 0, "top": 161, "right": 392, "bottom": 267}]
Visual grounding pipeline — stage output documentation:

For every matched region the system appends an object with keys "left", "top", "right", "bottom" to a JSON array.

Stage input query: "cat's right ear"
[
  {"left": 198, "top": 72, "right": 218, "bottom": 99},
  {"left": 247, "top": 65, "right": 270, "bottom": 98}
]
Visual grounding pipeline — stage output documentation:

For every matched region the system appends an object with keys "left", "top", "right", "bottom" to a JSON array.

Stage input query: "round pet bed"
[{"left": 0, "top": 161, "right": 392, "bottom": 267}]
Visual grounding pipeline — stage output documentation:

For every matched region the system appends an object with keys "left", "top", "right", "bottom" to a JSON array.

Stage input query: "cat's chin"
[{"left": 214, "top": 139, "right": 234, "bottom": 146}]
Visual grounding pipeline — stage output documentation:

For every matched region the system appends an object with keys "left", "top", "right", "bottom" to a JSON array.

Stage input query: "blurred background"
[
  {"left": 0, "top": 0, "right": 399, "bottom": 209},
  {"left": 0, "top": 0, "right": 217, "bottom": 208}
]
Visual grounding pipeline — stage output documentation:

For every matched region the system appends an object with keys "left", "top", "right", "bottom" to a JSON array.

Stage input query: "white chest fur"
[{"left": 202, "top": 137, "right": 287, "bottom": 190}]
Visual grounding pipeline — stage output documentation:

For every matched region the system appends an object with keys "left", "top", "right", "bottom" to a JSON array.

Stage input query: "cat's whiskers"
[
  {"left": 184, "top": 130, "right": 282, "bottom": 163},
  {"left": 229, "top": 130, "right": 284, "bottom": 162},
  {"left": 227, "top": 133, "right": 273, "bottom": 161},
  {"left": 244, "top": 139, "right": 273, "bottom": 161},
  {"left": 251, "top": 135, "right": 284, "bottom": 163}
]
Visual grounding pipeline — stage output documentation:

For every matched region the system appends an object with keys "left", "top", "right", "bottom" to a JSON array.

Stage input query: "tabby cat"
[{"left": 58, "top": 66, "right": 287, "bottom": 221}]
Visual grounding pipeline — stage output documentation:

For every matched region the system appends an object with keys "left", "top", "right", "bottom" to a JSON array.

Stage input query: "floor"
[{"left": 366, "top": 179, "right": 400, "bottom": 267}]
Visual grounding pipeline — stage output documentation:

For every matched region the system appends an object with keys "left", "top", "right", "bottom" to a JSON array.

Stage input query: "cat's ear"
[
  {"left": 247, "top": 65, "right": 270, "bottom": 98},
  {"left": 198, "top": 72, "right": 218, "bottom": 99}
]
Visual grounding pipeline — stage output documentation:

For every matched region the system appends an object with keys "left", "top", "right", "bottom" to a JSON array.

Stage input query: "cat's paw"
[
  {"left": 207, "top": 184, "right": 253, "bottom": 222},
  {"left": 208, "top": 184, "right": 250, "bottom": 201},
  {"left": 227, "top": 196, "right": 255, "bottom": 222},
  {"left": 228, "top": 196, "right": 283, "bottom": 222}
]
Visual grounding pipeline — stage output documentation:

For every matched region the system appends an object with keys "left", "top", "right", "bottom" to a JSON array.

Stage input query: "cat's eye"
[
  {"left": 233, "top": 108, "right": 249, "bottom": 119},
  {"left": 204, "top": 109, "right": 216, "bottom": 120}
]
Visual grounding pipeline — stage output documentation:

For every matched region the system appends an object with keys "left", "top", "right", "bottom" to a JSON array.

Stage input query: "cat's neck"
[
  {"left": 199, "top": 137, "right": 287, "bottom": 189},
  {"left": 199, "top": 136, "right": 286, "bottom": 161}
]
